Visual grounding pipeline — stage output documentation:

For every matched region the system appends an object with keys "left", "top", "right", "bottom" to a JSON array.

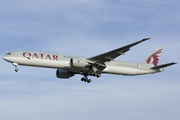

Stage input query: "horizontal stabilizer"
[{"left": 151, "top": 62, "right": 177, "bottom": 69}]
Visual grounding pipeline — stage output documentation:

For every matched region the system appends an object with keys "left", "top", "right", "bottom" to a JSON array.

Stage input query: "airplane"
[{"left": 3, "top": 38, "right": 177, "bottom": 83}]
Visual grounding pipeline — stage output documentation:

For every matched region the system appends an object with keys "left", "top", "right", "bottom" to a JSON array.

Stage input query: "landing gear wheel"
[
  {"left": 97, "top": 74, "right": 101, "bottom": 78},
  {"left": 81, "top": 77, "right": 92, "bottom": 83},
  {"left": 90, "top": 72, "right": 94, "bottom": 76},
  {"left": 87, "top": 79, "right": 91, "bottom": 83},
  {"left": 15, "top": 68, "right": 19, "bottom": 72},
  {"left": 84, "top": 78, "right": 87, "bottom": 82},
  {"left": 94, "top": 73, "right": 97, "bottom": 76}
]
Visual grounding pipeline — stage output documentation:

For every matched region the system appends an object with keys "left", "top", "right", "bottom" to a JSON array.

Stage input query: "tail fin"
[{"left": 141, "top": 46, "right": 163, "bottom": 67}]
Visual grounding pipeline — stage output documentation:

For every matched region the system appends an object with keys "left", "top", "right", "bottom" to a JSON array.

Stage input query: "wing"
[{"left": 87, "top": 38, "right": 151, "bottom": 63}]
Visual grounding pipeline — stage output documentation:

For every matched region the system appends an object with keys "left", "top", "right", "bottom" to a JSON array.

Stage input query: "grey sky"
[{"left": 0, "top": 0, "right": 179, "bottom": 120}]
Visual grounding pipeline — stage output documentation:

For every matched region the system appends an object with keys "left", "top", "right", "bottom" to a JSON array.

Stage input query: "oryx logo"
[{"left": 146, "top": 49, "right": 162, "bottom": 66}]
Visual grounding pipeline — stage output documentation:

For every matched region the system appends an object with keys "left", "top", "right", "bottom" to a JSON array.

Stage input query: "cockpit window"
[{"left": 6, "top": 53, "right": 11, "bottom": 55}]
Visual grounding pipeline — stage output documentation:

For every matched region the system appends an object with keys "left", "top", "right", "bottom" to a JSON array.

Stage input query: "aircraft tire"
[
  {"left": 15, "top": 68, "right": 19, "bottom": 72},
  {"left": 88, "top": 79, "right": 91, "bottom": 83}
]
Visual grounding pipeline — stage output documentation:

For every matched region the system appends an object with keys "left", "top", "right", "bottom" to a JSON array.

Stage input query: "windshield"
[{"left": 6, "top": 53, "right": 11, "bottom": 55}]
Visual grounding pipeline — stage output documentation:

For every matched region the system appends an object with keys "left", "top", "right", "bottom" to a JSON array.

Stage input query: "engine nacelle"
[
  {"left": 56, "top": 69, "right": 74, "bottom": 79},
  {"left": 70, "top": 58, "right": 88, "bottom": 68}
]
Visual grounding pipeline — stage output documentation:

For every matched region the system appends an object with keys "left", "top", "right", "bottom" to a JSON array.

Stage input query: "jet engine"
[
  {"left": 56, "top": 69, "right": 74, "bottom": 79},
  {"left": 70, "top": 58, "right": 88, "bottom": 68}
]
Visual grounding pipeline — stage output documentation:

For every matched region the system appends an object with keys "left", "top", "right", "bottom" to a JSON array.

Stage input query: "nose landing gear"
[
  {"left": 13, "top": 63, "right": 19, "bottom": 72},
  {"left": 15, "top": 68, "right": 19, "bottom": 72}
]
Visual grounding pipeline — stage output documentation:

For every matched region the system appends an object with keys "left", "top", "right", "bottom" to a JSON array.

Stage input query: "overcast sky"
[{"left": 0, "top": 0, "right": 180, "bottom": 120}]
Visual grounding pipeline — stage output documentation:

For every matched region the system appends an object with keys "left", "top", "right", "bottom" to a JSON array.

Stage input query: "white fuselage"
[{"left": 3, "top": 51, "right": 161, "bottom": 76}]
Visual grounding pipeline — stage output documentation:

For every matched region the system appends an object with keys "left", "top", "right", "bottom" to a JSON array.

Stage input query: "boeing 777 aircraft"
[{"left": 3, "top": 38, "right": 176, "bottom": 83}]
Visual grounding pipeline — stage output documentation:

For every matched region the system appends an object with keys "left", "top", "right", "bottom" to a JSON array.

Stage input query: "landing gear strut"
[{"left": 13, "top": 63, "right": 19, "bottom": 72}]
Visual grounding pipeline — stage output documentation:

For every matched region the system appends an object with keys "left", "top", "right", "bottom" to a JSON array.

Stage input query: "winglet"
[
  {"left": 122, "top": 38, "right": 151, "bottom": 50},
  {"left": 142, "top": 38, "right": 151, "bottom": 41}
]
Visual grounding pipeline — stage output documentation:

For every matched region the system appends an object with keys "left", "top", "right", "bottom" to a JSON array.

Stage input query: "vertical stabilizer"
[{"left": 141, "top": 46, "right": 163, "bottom": 67}]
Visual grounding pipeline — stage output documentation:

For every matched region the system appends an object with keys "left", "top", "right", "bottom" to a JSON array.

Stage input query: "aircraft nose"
[
  {"left": 2, "top": 55, "right": 6, "bottom": 60},
  {"left": 3, "top": 55, "right": 9, "bottom": 61}
]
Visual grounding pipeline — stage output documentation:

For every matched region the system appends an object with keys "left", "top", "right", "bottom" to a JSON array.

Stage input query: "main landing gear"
[
  {"left": 81, "top": 72, "right": 101, "bottom": 83},
  {"left": 13, "top": 63, "right": 19, "bottom": 72},
  {"left": 89, "top": 72, "right": 101, "bottom": 78},
  {"left": 81, "top": 77, "right": 91, "bottom": 83}
]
